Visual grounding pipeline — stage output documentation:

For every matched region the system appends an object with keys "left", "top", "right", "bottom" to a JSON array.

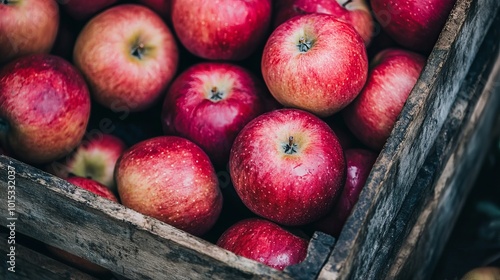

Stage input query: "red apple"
[
  {"left": 67, "top": 176, "right": 119, "bottom": 202},
  {"left": 273, "top": 0, "right": 374, "bottom": 46},
  {"left": 46, "top": 176, "right": 118, "bottom": 276},
  {"left": 171, "top": 0, "right": 272, "bottom": 60},
  {"left": 138, "top": 0, "right": 171, "bottom": 21},
  {"left": 47, "top": 134, "right": 127, "bottom": 192},
  {"left": 0, "top": 0, "right": 59, "bottom": 65},
  {"left": 229, "top": 108, "right": 346, "bottom": 226},
  {"left": 0, "top": 54, "right": 91, "bottom": 165},
  {"left": 342, "top": 48, "right": 426, "bottom": 150},
  {"left": 313, "top": 148, "right": 377, "bottom": 236},
  {"left": 161, "top": 62, "right": 267, "bottom": 167},
  {"left": 261, "top": 13, "right": 368, "bottom": 117},
  {"left": 60, "top": 0, "right": 119, "bottom": 21},
  {"left": 115, "top": 136, "right": 223, "bottom": 236},
  {"left": 370, "top": 0, "right": 457, "bottom": 52},
  {"left": 73, "top": 4, "right": 179, "bottom": 112},
  {"left": 217, "top": 218, "right": 309, "bottom": 270}
]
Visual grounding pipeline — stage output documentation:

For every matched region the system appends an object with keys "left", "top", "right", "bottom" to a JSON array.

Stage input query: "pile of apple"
[{"left": 0, "top": 0, "right": 456, "bottom": 274}]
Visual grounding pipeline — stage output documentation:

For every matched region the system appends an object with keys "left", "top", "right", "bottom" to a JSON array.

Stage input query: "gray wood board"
[{"left": 318, "top": 0, "right": 500, "bottom": 279}]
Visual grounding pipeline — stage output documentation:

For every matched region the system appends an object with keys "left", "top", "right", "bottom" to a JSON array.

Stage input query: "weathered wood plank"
[
  {"left": 0, "top": 161, "right": 289, "bottom": 280},
  {"left": 355, "top": 15, "right": 500, "bottom": 278},
  {"left": 387, "top": 39, "right": 500, "bottom": 280},
  {"left": 0, "top": 233, "right": 98, "bottom": 280},
  {"left": 285, "top": 232, "right": 336, "bottom": 280},
  {"left": 318, "top": 0, "right": 500, "bottom": 279}
]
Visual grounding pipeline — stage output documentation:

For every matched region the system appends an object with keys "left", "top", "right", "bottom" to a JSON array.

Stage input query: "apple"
[
  {"left": 67, "top": 176, "right": 119, "bottom": 202},
  {"left": 342, "top": 48, "right": 426, "bottom": 150},
  {"left": 46, "top": 133, "right": 127, "bottom": 192},
  {"left": 47, "top": 176, "right": 118, "bottom": 276},
  {"left": 370, "top": 0, "right": 457, "bottom": 53},
  {"left": 261, "top": 13, "right": 368, "bottom": 117},
  {"left": 216, "top": 218, "right": 309, "bottom": 270},
  {"left": 273, "top": 0, "right": 374, "bottom": 46},
  {"left": 137, "top": 0, "right": 171, "bottom": 21},
  {"left": 313, "top": 148, "right": 377, "bottom": 236},
  {"left": 115, "top": 136, "right": 223, "bottom": 236},
  {"left": 171, "top": 0, "right": 272, "bottom": 61},
  {"left": 59, "top": 0, "right": 119, "bottom": 21},
  {"left": 73, "top": 4, "right": 179, "bottom": 112},
  {"left": 161, "top": 62, "right": 268, "bottom": 167},
  {"left": 0, "top": 54, "right": 91, "bottom": 165},
  {"left": 0, "top": 0, "right": 59, "bottom": 65},
  {"left": 229, "top": 108, "right": 346, "bottom": 226}
]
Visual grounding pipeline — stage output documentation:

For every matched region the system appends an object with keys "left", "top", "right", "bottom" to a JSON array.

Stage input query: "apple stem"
[
  {"left": 297, "top": 37, "right": 312, "bottom": 53},
  {"left": 342, "top": 0, "right": 353, "bottom": 7},
  {"left": 283, "top": 136, "right": 298, "bottom": 154},
  {"left": 210, "top": 86, "right": 224, "bottom": 101},
  {"left": 131, "top": 43, "right": 145, "bottom": 60}
]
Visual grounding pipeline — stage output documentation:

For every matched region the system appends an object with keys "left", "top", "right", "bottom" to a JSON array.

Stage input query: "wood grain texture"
[
  {"left": 0, "top": 237, "right": 98, "bottom": 280},
  {"left": 0, "top": 161, "right": 289, "bottom": 280},
  {"left": 387, "top": 33, "right": 500, "bottom": 280},
  {"left": 318, "top": 0, "right": 500, "bottom": 279}
]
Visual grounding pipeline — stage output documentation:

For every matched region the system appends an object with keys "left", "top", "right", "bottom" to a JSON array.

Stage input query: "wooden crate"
[{"left": 1, "top": 0, "right": 500, "bottom": 279}]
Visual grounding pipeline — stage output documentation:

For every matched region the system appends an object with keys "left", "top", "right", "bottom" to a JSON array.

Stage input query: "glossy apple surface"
[
  {"left": 0, "top": 54, "right": 91, "bottom": 164},
  {"left": 216, "top": 218, "right": 309, "bottom": 270},
  {"left": 116, "top": 136, "right": 223, "bottom": 236},
  {"left": 73, "top": 4, "right": 179, "bottom": 112},
  {"left": 229, "top": 108, "right": 346, "bottom": 226},
  {"left": 273, "top": 0, "right": 374, "bottom": 46},
  {"left": 0, "top": 0, "right": 59, "bottom": 64},
  {"left": 313, "top": 148, "right": 377, "bottom": 236},
  {"left": 261, "top": 13, "right": 368, "bottom": 117},
  {"left": 171, "top": 0, "right": 272, "bottom": 60},
  {"left": 161, "top": 62, "right": 267, "bottom": 167},
  {"left": 370, "top": 0, "right": 457, "bottom": 52},
  {"left": 342, "top": 48, "right": 426, "bottom": 150}
]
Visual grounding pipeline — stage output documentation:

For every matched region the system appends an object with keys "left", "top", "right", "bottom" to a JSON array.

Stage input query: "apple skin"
[
  {"left": 137, "top": 0, "right": 171, "bottom": 21},
  {"left": 273, "top": 0, "right": 374, "bottom": 46},
  {"left": 66, "top": 176, "right": 119, "bottom": 202},
  {"left": 216, "top": 218, "right": 309, "bottom": 270},
  {"left": 0, "top": 54, "right": 91, "bottom": 165},
  {"left": 60, "top": 0, "right": 119, "bottom": 21},
  {"left": 370, "top": 0, "right": 457, "bottom": 53},
  {"left": 312, "top": 148, "right": 377, "bottom": 237},
  {"left": 73, "top": 4, "right": 179, "bottom": 112},
  {"left": 342, "top": 48, "right": 426, "bottom": 150},
  {"left": 229, "top": 108, "right": 346, "bottom": 226},
  {"left": 115, "top": 136, "right": 223, "bottom": 236},
  {"left": 47, "top": 134, "right": 127, "bottom": 192},
  {"left": 0, "top": 0, "right": 59, "bottom": 65},
  {"left": 261, "top": 13, "right": 368, "bottom": 117},
  {"left": 171, "top": 0, "right": 272, "bottom": 61},
  {"left": 161, "top": 62, "right": 267, "bottom": 167}
]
